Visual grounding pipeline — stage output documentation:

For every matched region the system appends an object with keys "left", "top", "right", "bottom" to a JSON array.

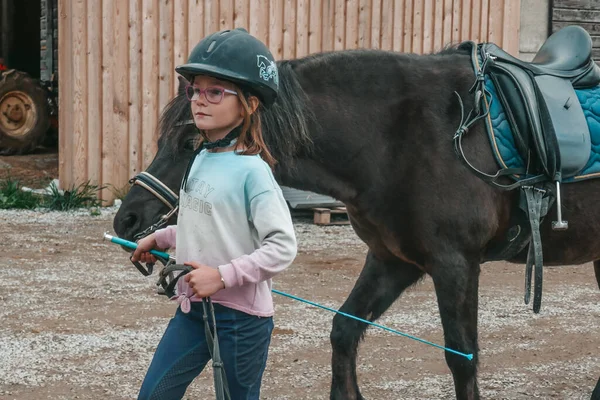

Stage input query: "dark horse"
[{"left": 113, "top": 32, "right": 600, "bottom": 399}]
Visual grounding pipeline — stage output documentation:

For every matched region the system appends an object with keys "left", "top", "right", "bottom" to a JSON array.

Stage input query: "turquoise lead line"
[{"left": 271, "top": 289, "right": 474, "bottom": 361}]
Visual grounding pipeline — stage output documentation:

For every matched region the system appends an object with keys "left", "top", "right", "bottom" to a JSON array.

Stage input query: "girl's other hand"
[{"left": 183, "top": 261, "right": 225, "bottom": 298}]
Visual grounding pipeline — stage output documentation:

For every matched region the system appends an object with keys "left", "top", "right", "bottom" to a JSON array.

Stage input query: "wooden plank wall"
[
  {"left": 552, "top": 0, "right": 600, "bottom": 60},
  {"left": 58, "top": 0, "right": 521, "bottom": 203}
]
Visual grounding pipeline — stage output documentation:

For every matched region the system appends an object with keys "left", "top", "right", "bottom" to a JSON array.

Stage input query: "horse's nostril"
[
  {"left": 114, "top": 212, "right": 140, "bottom": 238},
  {"left": 123, "top": 213, "right": 138, "bottom": 227}
]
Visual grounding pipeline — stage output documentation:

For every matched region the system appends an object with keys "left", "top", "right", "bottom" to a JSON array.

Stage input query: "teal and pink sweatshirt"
[{"left": 154, "top": 149, "right": 297, "bottom": 317}]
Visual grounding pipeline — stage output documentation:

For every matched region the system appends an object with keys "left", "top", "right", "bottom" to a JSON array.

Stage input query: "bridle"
[
  {"left": 128, "top": 117, "right": 195, "bottom": 240},
  {"left": 124, "top": 171, "right": 182, "bottom": 289},
  {"left": 129, "top": 171, "right": 179, "bottom": 241}
]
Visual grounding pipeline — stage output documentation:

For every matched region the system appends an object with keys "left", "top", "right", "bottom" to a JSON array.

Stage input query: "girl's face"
[{"left": 189, "top": 75, "right": 244, "bottom": 141}]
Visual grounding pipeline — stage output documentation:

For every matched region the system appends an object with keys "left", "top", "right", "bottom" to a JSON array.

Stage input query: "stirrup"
[{"left": 551, "top": 181, "right": 569, "bottom": 230}]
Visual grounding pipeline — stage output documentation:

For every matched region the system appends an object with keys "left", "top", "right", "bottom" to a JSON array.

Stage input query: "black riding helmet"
[{"left": 175, "top": 28, "right": 279, "bottom": 107}]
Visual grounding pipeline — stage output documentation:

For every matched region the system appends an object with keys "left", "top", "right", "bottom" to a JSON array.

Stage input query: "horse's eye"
[{"left": 183, "top": 139, "right": 196, "bottom": 151}]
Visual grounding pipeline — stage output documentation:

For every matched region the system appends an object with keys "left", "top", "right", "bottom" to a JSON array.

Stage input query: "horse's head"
[{"left": 113, "top": 77, "right": 197, "bottom": 241}]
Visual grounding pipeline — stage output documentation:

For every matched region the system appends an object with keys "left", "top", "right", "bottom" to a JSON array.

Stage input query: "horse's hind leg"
[
  {"left": 429, "top": 252, "right": 481, "bottom": 400},
  {"left": 594, "top": 260, "right": 600, "bottom": 290},
  {"left": 330, "top": 251, "right": 424, "bottom": 400},
  {"left": 593, "top": 261, "right": 600, "bottom": 399}
]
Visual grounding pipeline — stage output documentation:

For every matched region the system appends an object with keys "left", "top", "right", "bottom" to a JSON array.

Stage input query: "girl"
[{"left": 131, "top": 28, "right": 297, "bottom": 400}]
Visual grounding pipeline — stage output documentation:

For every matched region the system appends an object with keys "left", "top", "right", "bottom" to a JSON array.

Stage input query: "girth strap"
[
  {"left": 456, "top": 39, "right": 563, "bottom": 313},
  {"left": 521, "top": 185, "right": 551, "bottom": 313}
]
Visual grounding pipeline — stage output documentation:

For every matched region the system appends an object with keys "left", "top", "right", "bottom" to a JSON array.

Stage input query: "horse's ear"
[{"left": 177, "top": 75, "right": 187, "bottom": 94}]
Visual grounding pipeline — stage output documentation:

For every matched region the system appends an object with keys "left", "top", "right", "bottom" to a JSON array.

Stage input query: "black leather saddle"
[{"left": 478, "top": 25, "right": 600, "bottom": 182}]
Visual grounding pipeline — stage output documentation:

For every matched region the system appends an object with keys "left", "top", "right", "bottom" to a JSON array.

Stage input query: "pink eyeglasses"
[{"left": 185, "top": 84, "right": 238, "bottom": 104}]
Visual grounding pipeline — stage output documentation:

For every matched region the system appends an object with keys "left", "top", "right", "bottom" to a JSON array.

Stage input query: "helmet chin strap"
[{"left": 202, "top": 124, "right": 242, "bottom": 150}]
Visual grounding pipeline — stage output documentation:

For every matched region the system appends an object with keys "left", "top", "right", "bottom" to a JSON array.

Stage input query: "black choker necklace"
[{"left": 202, "top": 125, "right": 242, "bottom": 150}]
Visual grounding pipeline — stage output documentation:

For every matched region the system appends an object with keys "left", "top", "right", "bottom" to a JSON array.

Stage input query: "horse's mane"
[
  {"left": 259, "top": 59, "right": 316, "bottom": 166},
  {"left": 156, "top": 85, "right": 193, "bottom": 155}
]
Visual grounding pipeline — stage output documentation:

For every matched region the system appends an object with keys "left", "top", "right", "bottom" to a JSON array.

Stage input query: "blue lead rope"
[
  {"left": 103, "top": 233, "right": 473, "bottom": 361},
  {"left": 271, "top": 289, "right": 473, "bottom": 360}
]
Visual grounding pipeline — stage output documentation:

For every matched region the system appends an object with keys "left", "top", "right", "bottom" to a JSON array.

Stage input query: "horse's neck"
[{"left": 276, "top": 157, "right": 359, "bottom": 205}]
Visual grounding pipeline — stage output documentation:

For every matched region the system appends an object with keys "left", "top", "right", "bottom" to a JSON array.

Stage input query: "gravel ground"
[{"left": 0, "top": 206, "right": 598, "bottom": 399}]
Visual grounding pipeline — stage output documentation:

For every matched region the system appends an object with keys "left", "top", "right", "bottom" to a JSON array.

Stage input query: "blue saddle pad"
[{"left": 483, "top": 78, "right": 600, "bottom": 183}]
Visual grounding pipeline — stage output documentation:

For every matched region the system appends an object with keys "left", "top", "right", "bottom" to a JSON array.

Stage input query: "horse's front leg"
[
  {"left": 592, "top": 376, "right": 600, "bottom": 400},
  {"left": 593, "top": 261, "right": 600, "bottom": 400},
  {"left": 429, "top": 252, "right": 481, "bottom": 400},
  {"left": 330, "top": 251, "right": 425, "bottom": 400}
]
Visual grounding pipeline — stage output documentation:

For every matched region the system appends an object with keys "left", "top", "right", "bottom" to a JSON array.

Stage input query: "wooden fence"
[{"left": 58, "top": 0, "right": 521, "bottom": 202}]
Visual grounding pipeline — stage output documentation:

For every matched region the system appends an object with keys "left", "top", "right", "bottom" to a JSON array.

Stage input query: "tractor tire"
[{"left": 0, "top": 70, "right": 50, "bottom": 155}]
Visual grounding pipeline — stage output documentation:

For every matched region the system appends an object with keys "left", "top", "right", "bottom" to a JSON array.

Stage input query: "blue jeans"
[{"left": 138, "top": 302, "right": 274, "bottom": 400}]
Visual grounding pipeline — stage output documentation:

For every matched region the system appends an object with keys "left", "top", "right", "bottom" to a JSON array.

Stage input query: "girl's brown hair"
[{"left": 233, "top": 93, "right": 277, "bottom": 169}]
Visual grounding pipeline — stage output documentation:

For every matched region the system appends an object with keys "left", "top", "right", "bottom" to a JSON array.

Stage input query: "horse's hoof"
[{"left": 330, "top": 390, "right": 365, "bottom": 400}]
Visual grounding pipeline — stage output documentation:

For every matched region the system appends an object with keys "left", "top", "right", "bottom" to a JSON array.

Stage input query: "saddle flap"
[
  {"left": 534, "top": 75, "right": 592, "bottom": 179},
  {"left": 488, "top": 59, "right": 592, "bottom": 181},
  {"left": 489, "top": 63, "right": 546, "bottom": 171}
]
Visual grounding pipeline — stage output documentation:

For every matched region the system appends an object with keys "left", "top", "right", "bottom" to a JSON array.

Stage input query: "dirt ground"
[{"left": 0, "top": 152, "right": 599, "bottom": 400}]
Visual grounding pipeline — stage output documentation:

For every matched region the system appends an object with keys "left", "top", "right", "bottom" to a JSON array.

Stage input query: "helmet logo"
[{"left": 257, "top": 55, "right": 279, "bottom": 86}]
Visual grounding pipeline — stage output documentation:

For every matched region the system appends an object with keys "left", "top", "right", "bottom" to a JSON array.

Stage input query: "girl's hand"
[
  {"left": 131, "top": 233, "right": 159, "bottom": 264},
  {"left": 183, "top": 261, "right": 226, "bottom": 298}
]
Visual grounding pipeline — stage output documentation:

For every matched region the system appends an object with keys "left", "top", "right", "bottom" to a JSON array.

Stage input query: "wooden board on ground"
[{"left": 312, "top": 206, "right": 350, "bottom": 226}]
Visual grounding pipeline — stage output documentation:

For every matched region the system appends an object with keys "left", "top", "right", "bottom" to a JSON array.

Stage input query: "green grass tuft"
[
  {"left": 43, "top": 181, "right": 105, "bottom": 211},
  {"left": 0, "top": 177, "right": 105, "bottom": 211},
  {"left": 0, "top": 178, "right": 43, "bottom": 209}
]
